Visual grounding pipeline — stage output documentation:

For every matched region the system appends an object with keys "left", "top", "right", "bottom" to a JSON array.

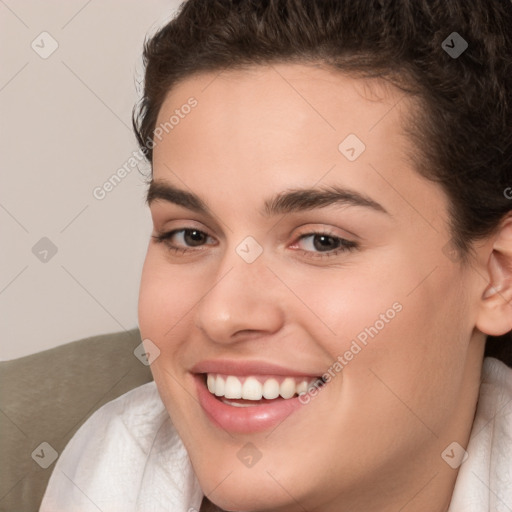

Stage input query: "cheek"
[
  {"left": 355, "top": 275, "right": 468, "bottom": 435},
  {"left": 291, "top": 253, "right": 469, "bottom": 414},
  {"left": 281, "top": 257, "right": 407, "bottom": 360},
  {"left": 137, "top": 251, "right": 203, "bottom": 415},
  {"left": 138, "top": 250, "right": 204, "bottom": 351}
]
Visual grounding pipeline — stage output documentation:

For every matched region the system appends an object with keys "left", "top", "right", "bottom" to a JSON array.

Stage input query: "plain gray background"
[{"left": 1, "top": 0, "right": 181, "bottom": 359}]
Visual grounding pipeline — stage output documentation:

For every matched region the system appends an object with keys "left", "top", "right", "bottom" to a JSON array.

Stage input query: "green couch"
[{"left": 0, "top": 329, "right": 152, "bottom": 512}]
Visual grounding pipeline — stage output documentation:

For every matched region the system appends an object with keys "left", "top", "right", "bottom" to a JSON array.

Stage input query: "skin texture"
[{"left": 138, "top": 64, "right": 510, "bottom": 512}]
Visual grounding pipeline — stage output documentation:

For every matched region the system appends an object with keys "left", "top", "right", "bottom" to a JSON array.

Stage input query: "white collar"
[{"left": 448, "top": 357, "right": 512, "bottom": 511}]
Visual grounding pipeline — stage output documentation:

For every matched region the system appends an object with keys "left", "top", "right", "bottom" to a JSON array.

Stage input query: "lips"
[{"left": 191, "top": 360, "right": 324, "bottom": 433}]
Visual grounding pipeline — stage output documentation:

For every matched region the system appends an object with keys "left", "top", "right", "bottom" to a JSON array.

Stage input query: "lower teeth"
[{"left": 221, "top": 398, "right": 261, "bottom": 408}]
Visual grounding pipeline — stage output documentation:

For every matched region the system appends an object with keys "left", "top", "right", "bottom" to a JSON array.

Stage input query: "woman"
[{"left": 41, "top": 1, "right": 512, "bottom": 511}]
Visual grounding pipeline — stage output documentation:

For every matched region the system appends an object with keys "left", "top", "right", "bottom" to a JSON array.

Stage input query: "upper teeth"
[{"left": 206, "top": 374, "right": 317, "bottom": 400}]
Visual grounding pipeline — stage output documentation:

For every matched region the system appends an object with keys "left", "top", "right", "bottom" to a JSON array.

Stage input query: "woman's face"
[{"left": 138, "top": 64, "right": 486, "bottom": 511}]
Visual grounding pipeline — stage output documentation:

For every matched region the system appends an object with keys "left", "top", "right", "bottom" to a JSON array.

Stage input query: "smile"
[{"left": 191, "top": 362, "right": 325, "bottom": 433}]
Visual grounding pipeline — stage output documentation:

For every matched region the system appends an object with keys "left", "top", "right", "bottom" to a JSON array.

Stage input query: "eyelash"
[
  {"left": 292, "top": 231, "right": 358, "bottom": 259},
  {"left": 152, "top": 229, "right": 214, "bottom": 256},
  {"left": 152, "top": 228, "right": 358, "bottom": 260},
  {"left": 154, "top": 227, "right": 360, "bottom": 261}
]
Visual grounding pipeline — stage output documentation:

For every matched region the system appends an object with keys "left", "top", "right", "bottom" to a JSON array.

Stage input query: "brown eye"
[
  {"left": 311, "top": 234, "right": 343, "bottom": 252},
  {"left": 183, "top": 229, "right": 208, "bottom": 246},
  {"left": 152, "top": 228, "right": 216, "bottom": 253},
  {"left": 296, "top": 233, "right": 357, "bottom": 255}
]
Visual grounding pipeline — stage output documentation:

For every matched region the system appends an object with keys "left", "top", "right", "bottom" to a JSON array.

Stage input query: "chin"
[{"left": 196, "top": 467, "right": 299, "bottom": 512}]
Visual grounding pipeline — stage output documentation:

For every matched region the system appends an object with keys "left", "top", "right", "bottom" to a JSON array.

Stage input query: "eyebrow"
[{"left": 146, "top": 180, "right": 389, "bottom": 217}]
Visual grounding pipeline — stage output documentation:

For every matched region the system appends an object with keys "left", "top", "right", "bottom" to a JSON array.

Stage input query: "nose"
[{"left": 194, "top": 253, "right": 286, "bottom": 344}]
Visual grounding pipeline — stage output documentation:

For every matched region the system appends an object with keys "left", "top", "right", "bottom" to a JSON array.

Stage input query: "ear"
[{"left": 476, "top": 214, "right": 512, "bottom": 336}]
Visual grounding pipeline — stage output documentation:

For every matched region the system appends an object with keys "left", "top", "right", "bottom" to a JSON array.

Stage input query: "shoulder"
[
  {"left": 60, "top": 381, "right": 169, "bottom": 459},
  {"left": 79, "top": 380, "right": 167, "bottom": 440},
  {"left": 40, "top": 382, "right": 201, "bottom": 511},
  {"left": 481, "top": 357, "right": 512, "bottom": 398},
  {"left": 476, "top": 357, "right": 512, "bottom": 442},
  {"left": 448, "top": 358, "right": 512, "bottom": 511}
]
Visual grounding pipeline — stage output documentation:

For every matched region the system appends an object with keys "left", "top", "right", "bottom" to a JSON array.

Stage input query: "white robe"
[{"left": 40, "top": 357, "right": 512, "bottom": 512}]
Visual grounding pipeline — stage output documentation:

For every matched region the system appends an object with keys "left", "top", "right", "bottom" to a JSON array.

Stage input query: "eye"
[
  {"left": 291, "top": 232, "right": 358, "bottom": 258},
  {"left": 152, "top": 228, "right": 215, "bottom": 253}
]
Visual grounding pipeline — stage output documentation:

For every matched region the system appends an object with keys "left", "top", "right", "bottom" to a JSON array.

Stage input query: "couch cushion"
[{"left": 0, "top": 328, "right": 152, "bottom": 512}]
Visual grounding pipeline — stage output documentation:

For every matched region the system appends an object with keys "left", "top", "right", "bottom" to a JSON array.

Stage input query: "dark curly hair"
[{"left": 132, "top": 0, "right": 512, "bottom": 366}]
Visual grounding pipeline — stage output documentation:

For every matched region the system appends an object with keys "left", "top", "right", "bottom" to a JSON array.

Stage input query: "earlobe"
[{"left": 477, "top": 216, "right": 512, "bottom": 336}]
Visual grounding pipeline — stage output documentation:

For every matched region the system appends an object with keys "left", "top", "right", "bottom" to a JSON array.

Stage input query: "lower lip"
[{"left": 194, "top": 374, "right": 306, "bottom": 434}]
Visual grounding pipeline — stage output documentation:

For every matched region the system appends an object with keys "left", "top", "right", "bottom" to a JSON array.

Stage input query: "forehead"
[
  {"left": 150, "top": 63, "right": 445, "bottom": 226},
  {"left": 154, "top": 63, "right": 414, "bottom": 154}
]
